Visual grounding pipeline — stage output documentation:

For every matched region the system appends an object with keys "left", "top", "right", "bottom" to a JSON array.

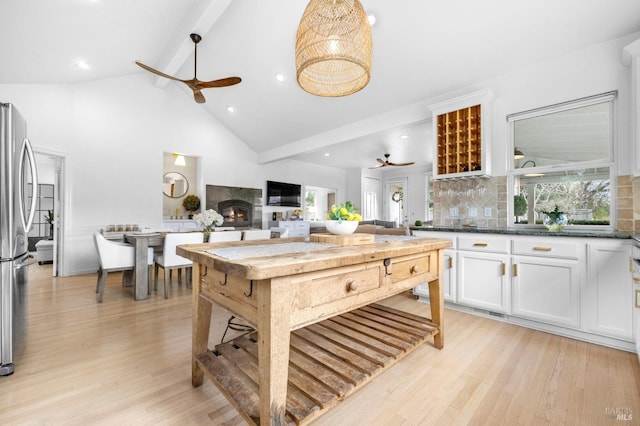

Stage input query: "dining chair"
[
  {"left": 93, "top": 233, "right": 153, "bottom": 303},
  {"left": 154, "top": 232, "right": 204, "bottom": 298},
  {"left": 269, "top": 227, "right": 290, "bottom": 238},
  {"left": 242, "top": 229, "right": 272, "bottom": 240},
  {"left": 208, "top": 230, "right": 242, "bottom": 242}
]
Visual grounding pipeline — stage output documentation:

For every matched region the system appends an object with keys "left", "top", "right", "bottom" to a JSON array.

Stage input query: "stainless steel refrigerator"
[{"left": 0, "top": 103, "right": 38, "bottom": 376}]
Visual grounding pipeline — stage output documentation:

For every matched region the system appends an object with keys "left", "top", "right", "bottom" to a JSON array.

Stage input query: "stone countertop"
[{"left": 410, "top": 226, "right": 632, "bottom": 239}]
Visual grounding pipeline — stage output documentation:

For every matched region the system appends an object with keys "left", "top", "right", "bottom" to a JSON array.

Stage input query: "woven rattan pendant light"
[{"left": 295, "top": 0, "right": 372, "bottom": 97}]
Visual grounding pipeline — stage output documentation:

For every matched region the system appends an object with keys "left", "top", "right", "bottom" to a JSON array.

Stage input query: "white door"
[
  {"left": 384, "top": 177, "right": 408, "bottom": 226},
  {"left": 362, "top": 177, "right": 381, "bottom": 220}
]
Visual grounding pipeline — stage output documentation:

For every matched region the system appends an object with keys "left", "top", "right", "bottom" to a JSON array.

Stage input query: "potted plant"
[
  {"left": 45, "top": 209, "right": 54, "bottom": 240},
  {"left": 513, "top": 194, "right": 527, "bottom": 223},
  {"left": 182, "top": 194, "right": 201, "bottom": 218},
  {"left": 541, "top": 205, "right": 568, "bottom": 232}
]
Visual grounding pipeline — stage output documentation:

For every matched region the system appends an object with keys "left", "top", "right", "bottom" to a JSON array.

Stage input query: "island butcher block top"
[{"left": 178, "top": 235, "right": 451, "bottom": 425}]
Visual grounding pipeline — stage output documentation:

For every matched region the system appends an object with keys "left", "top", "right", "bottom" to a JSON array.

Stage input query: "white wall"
[{"left": 0, "top": 75, "right": 346, "bottom": 275}]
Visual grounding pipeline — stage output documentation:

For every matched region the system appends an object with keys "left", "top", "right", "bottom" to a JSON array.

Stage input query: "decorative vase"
[
  {"left": 325, "top": 220, "right": 358, "bottom": 235},
  {"left": 543, "top": 213, "right": 568, "bottom": 232}
]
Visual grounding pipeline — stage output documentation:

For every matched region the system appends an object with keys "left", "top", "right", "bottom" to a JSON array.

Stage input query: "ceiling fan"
[
  {"left": 135, "top": 33, "right": 241, "bottom": 104},
  {"left": 369, "top": 153, "right": 415, "bottom": 169}
]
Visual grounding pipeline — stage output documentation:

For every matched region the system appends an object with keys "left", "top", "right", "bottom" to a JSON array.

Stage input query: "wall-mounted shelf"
[{"left": 430, "top": 90, "right": 494, "bottom": 179}]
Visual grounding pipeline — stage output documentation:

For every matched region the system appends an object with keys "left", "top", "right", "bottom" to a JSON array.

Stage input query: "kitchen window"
[{"left": 508, "top": 92, "right": 615, "bottom": 228}]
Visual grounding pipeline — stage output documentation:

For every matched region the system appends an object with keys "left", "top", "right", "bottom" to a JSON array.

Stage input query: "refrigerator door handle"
[
  {"left": 18, "top": 137, "right": 38, "bottom": 232},
  {"left": 15, "top": 254, "right": 37, "bottom": 270}
]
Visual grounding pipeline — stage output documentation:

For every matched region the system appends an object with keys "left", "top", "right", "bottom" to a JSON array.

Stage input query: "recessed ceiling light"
[
  {"left": 399, "top": 134, "right": 409, "bottom": 139},
  {"left": 75, "top": 61, "right": 90, "bottom": 70},
  {"left": 324, "top": 152, "right": 330, "bottom": 157},
  {"left": 275, "top": 73, "right": 285, "bottom": 82},
  {"left": 367, "top": 14, "right": 376, "bottom": 26},
  {"left": 226, "top": 106, "right": 235, "bottom": 113}
]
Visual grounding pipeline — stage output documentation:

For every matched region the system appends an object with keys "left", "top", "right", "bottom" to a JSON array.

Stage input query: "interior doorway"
[
  {"left": 34, "top": 152, "right": 64, "bottom": 277},
  {"left": 362, "top": 177, "right": 381, "bottom": 220},
  {"left": 384, "top": 177, "right": 408, "bottom": 226}
]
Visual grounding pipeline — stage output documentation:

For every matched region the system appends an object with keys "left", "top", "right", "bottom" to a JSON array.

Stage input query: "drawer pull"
[
  {"left": 636, "top": 290, "right": 640, "bottom": 309},
  {"left": 346, "top": 279, "right": 358, "bottom": 292},
  {"left": 634, "top": 278, "right": 640, "bottom": 285},
  {"left": 513, "top": 264, "right": 518, "bottom": 277},
  {"left": 410, "top": 265, "right": 420, "bottom": 274},
  {"left": 533, "top": 246, "right": 552, "bottom": 252},
  {"left": 473, "top": 243, "right": 488, "bottom": 247}
]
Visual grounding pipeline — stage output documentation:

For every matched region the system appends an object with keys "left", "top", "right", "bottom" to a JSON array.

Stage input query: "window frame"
[{"left": 507, "top": 92, "right": 617, "bottom": 230}]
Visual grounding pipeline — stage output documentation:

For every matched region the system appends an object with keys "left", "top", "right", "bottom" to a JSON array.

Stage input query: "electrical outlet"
[
  {"left": 484, "top": 207, "right": 492, "bottom": 217},
  {"left": 469, "top": 207, "right": 478, "bottom": 217},
  {"left": 449, "top": 207, "right": 459, "bottom": 217}
]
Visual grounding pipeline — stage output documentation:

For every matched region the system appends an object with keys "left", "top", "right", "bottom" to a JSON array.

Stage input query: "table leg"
[
  {"left": 133, "top": 237, "right": 149, "bottom": 300},
  {"left": 256, "top": 277, "right": 292, "bottom": 425},
  {"left": 428, "top": 276, "right": 444, "bottom": 349},
  {"left": 192, "top": 263, "right": 211, "bottom": 387}
]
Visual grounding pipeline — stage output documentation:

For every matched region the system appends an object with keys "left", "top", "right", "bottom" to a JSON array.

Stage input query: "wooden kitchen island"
[{"left": 177, "top": 235, "right": 451, "bottom": 425}]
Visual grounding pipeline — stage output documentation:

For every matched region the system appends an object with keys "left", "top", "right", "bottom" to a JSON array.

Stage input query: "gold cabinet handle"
[
  {"left": 533, "top": 246, "right": 552, "bottom": 252},
  {"left": 346, "top": 279, "right": 358, "bottom": 292},
  {"left": 500, "top": 262, "right": 506, "bottom": 276},
  {"left": 446, "top": 256, "right": 453, "bottom": 269},
  {"left": 410, "top": 265, "right": 420, "bottom": 274},
  {"left": 513, "top": 264, "right": 518, "bottom": 277},
  {"left": 473, "top": 243, "right": 488, "bottom": 247},
  {"left": 636, "top": 289, "right": 640, "bottom": 309}
]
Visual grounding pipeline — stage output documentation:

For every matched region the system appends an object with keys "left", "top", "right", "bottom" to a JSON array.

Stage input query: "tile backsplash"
[{"left": 433, "top": 176, "right": 508, "bottom": 228}]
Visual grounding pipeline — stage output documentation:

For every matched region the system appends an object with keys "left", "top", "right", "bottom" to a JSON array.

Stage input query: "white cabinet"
[
  {"left": 510, "top": 237, "right": 583, "bottom": 329},
  {"left": 586, "top": 240, "right": 633, "bottom": 340},
  {"left": 511, "top": 256, "right": 581, "bottom": 328},
  {"left": 268, "top": 221, "right": 310, "bottom": 238},
  {"left": 457, "top": 251, "right": 510, "bottom": 313},
  {"left": 414, "top": 249, "right": 456, "bottom": 302}
]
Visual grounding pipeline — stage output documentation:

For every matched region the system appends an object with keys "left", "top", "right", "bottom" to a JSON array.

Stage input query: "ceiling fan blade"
[
  {"left": 193, "top": 90, "right": 206, "bottom": 104},
  {"left": 135, "top": 61, "right": 185, "bottom": 82},
  {"left": 368, "top": 163, "right": 386, "bottom": 169},
  {"left": 376, "top": 158, "right": 385, "bottom": 164},
  {"left": 198, "top": 77, "right": 242, "bottom": 88},
  {"left": 388, "top": 161, "right": 415, "bottom": 166}
]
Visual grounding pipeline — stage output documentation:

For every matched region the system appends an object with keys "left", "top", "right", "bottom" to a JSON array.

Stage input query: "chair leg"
[
  {"left": 186, "top": 267, "right": 192, "bottom": 289},
  {"left": 154, "top": 264, "right": 160, "bottom": 291},
  {"left": 122, "top": 270, "right": 134, "bottom": 287},
  {"left": 178, "top": 268, "right": 183, "bottom": 285},
  {"left": 97, "top": 269, "right": 108, "bottom": 303},
  {"left": 164, "top": 267, "right": 171, "bottom": 299},
  {"left": 147, "top": 265, "right": 153, "bottom": 295}
]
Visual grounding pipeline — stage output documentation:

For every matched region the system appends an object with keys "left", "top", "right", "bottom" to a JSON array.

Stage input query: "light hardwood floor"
[{"left": 1, "top": 262, "right": 639, "bottom": 425}]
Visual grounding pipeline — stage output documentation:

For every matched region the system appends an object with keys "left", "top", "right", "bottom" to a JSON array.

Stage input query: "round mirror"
[{"left": 162, "top": 172, "right": 189, "bottom": 198}]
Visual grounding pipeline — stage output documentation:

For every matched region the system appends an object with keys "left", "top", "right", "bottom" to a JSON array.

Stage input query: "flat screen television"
[{"left": 266, "top": 180, "right": 301, "bottom": 207}]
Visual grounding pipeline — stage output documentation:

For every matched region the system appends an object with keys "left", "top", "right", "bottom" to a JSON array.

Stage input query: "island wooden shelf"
[
  {"left": 197, "top": 304, "right": 437, "bottom": 425},
  {"left": 178, "top": 236, "right": 451, "bottom": 425}
]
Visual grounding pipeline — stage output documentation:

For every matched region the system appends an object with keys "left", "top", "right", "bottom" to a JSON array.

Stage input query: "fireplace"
[
  {"left": 206, "top": 185, "right": 263, "bottom": 229},
  {"left": 218, "top": 199, "right": 252, "bottom": 228}
]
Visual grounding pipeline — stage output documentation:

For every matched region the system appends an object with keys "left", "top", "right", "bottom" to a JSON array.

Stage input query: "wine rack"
[{"left": 436, "top": 104, "right": 482, "bottom": 175}]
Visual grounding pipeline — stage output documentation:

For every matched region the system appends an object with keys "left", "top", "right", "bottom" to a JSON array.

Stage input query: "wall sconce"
[
  {"left": 514, "top": 148, "right": 525, "bottom": 159},
  {"left": 521, "top": 160, "right": 545, "bottom": 177},
  {"left": 173, "top": 154, "right": 186, "bottom": 166}
]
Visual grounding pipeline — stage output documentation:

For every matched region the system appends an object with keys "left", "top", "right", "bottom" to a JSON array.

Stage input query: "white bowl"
[{"left": 325, "top": 220, "right": 358, "bottom": 235}]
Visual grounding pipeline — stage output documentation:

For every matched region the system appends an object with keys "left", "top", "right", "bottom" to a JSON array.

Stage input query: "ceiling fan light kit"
[
  {"left": 135, "top": 33, "right": 241, "bottom": 104},
  {"left": 295, "top": 0, "right": 372, "bottom": 97}
]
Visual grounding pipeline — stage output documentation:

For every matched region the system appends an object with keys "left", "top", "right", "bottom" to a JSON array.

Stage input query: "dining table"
[{"left": 124, "top": 232, "right": 167, "bottom": 300}]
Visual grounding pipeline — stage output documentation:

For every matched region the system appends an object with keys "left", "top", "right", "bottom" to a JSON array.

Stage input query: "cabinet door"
[
  {"left": 457, "top": 251, "right": 509, "bottom": 313},
  {"left": 512, "top": 256, "right": 580, "bottom": 328},
  {"left": 414, "top": 249, "right": 455, "bottom": 302},
  {"left": 587, "top": 242, "right": 633, "bottom": 340}
]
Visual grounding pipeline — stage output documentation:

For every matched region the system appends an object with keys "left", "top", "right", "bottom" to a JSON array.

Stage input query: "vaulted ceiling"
[{"left": 1, "top": 0, "right": 639, "bottom": 170}]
